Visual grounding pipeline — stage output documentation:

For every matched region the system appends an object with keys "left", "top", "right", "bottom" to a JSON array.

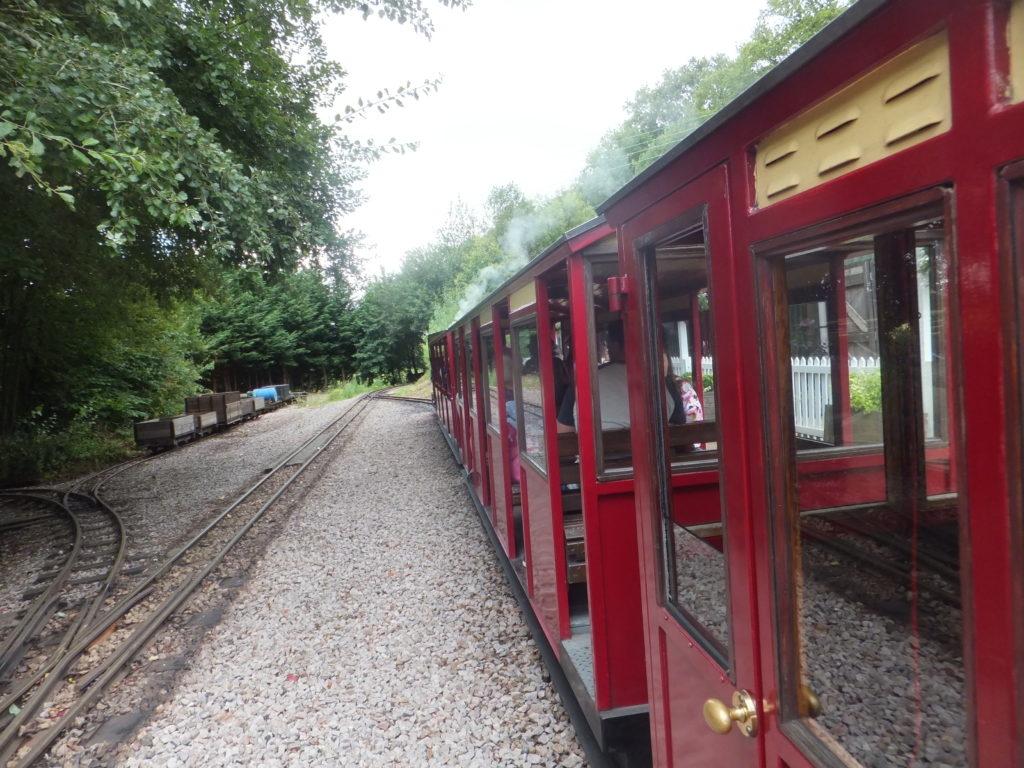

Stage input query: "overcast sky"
[{"left": 322, "top": 0, "right": 767, "bottom": 275}]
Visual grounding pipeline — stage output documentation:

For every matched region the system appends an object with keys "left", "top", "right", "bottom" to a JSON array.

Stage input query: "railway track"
[
  {"left": 0, "top": 393, "right": 375, "bottom": 767},
  {"left": 372, "top": 393, "right": 432, "bottom": 405},
  {"left": 801, "top": 514, "right": 962, "bottom": 611}
]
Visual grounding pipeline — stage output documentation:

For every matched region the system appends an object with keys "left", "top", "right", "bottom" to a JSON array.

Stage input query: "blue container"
[{"left": 252, "top": 386, "right": 278, "bottom": 402}]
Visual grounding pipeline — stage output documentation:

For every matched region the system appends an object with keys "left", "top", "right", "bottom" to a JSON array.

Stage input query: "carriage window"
[
  {"left": 648, "top": 224, "right": 730, "bottom": 662},
  {"left": 453, "top": 337, "right": 461, "bottom": 397},
  {"left": 465, "top": 333, "right": 475, "bottom": 412},
  {"left": 481, "top": 330, "right": 496, "bottom": 427},
  {"left": 776, "top": 215, "right": 965, "bottom": 766},
  {"left": 513, "top": 320, "right": 546, "bottom": 471},
  {"left": 583, "top": 259, "right": 636, "bottom": 476}
]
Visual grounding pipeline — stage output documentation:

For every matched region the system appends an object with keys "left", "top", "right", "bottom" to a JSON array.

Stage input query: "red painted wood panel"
[
  {"left": 590, "top": 490, "right": 648, "bottom": 709},
  {"left": 522, "top": 460, "right": 561, "bottom": 654}
]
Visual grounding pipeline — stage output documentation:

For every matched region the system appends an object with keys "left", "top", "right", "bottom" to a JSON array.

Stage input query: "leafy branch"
[{"left": 336, "top": 77, "right": 443, "bottom": 122}]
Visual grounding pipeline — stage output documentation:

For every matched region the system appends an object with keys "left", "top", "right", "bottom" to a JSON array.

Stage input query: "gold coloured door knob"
[
  {"left": 703, "top": 690, "right": 759, "bottom": 737},
  {"left": 801, "top": 684, "right": 822, "bottom": 718}
]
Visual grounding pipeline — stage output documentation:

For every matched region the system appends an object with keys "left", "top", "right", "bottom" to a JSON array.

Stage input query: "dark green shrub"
[{"left": 849, "top": 370, "right": 882, "bottom": 413}]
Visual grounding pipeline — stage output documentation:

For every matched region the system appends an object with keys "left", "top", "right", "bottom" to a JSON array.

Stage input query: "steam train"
[{"left": 429, "top": 1, "right": 1024, "bottom": 765}]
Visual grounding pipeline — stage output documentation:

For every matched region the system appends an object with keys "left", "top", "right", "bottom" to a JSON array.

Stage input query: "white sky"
[{"left": 322, "top": 0, "right": 768, "bottom": 275}]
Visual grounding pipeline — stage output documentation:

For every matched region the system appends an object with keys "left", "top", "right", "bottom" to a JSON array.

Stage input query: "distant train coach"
[{"left": 430, "top": 1, "right": 1024, "bottom": 765}]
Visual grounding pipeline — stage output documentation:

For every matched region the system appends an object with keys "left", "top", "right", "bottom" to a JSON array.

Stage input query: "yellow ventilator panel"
[
  {"left": 755, "top": 31, "right": 951, "bottom": 207},
  {"left": 1010, "top": 0, "right": 1024, "bottom": 103},
  {"left": 509, "top": 282, "right": 537, "bottom": 313}
]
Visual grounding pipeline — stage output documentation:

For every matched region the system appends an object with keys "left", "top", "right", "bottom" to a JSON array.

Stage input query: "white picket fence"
[
  {"left": 670, "top": 356, "right": 714, "bottom": 380},
  {"left": 672, "top": 355, "right": 904, "bottom": 441},
  {"left": 792, "top": 356, "right": 881, "bottom": 440}
]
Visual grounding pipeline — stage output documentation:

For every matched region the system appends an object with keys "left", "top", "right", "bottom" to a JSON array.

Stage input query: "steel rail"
[
  {"left": 0, "top": 492, "right": 81, "bottom": 680},
  {"left": 0, "top": 394, "right": 374, "bottom": 767},
  {"left": 86, "top": 391, "right": 373, "bottom": 635},
  {"left": 0, "top": 453, "right": 153, "bottom": 496},
  {"left": 0, "top": 393, "right": 369, "bottom": 733},
  {"left": 0, "top": 588, "right": 154, "bottom": 721},
  {"left": 800, "top": 525, "right": 961, "bottom": 608},
  {"left": 372, "top": 393, "right": 432, "bottom": 404},
  {"left": 0, "top": 514, "right": 57, "bottom": 535},
  {"left": 75, "top": 394, "right": 373, "bottom": 694},
  {"left": 822, "top": 513, "right": 960, "bottom": 583},
  {"left": 0, "top": 491, "right": 127, "bottom": 737},
  {"left": 61, "top": 491, "right": 130, "bottom": 650}
]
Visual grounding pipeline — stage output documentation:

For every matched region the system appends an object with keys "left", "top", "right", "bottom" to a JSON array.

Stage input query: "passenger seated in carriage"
[{"left": 556, "top": 319, "right": 682, "bottom": 431}]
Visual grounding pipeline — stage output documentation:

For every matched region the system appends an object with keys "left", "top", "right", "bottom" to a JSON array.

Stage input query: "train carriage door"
[
  {"left": 446, "top": 330, "right": 463, "bottom": 455},
  {"left": 459, "top": 324, "right": 476, "bottom": 476},
  {"left": 509, "top": 277, "right": 566, "bottom": 638},
  {"left": 754, "top": 193, "right": 968, "bottom": 767},
  {"left": 625, "top": 167, "right": 761, "bottom": 767},
  {"left": 466, "top": 320, "right": 487, "bottom": 503},
  {"left": 478, "top": 319, "right": 496, "bottom": 515}
]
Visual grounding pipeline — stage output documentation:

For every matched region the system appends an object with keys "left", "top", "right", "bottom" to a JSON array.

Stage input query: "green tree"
[
  {"left": 578, "top": 0, "right": 853, "bottom": 199},
  {"left": 0, "top": 0, "right": 467, "bottom": 480},
  {"left": 199, "top": 267, "right": 358, "bottom": 391},
  {"left": 352, "top": 274, "right": 435, "bottom": 383}
]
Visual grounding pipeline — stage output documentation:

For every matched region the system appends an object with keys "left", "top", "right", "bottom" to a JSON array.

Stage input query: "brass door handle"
[
  {"left": 801, "top": 684, "right": 822, "bottom": 718},
  {"left": 703, "top": 690, "right": 759, "bottom": 737}
]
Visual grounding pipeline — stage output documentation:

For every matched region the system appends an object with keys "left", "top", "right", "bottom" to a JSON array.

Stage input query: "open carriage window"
[
  {"left": 581, "top": 258, "right": 639, "bottom": 477},
  {"left": 481, "top": 329, "right": 496, "bottom": 427},
  {"left": 645, "top": 219, "right": 731, "bottom": 665},
  {"left": 465, "top": 330, "right": 475, "bottom": 413},
  {"left": 768, "top": 207, "right": 965, "bottom": 766},
  {"left": 513, "top": 319, "right": 546, "bottom": 472}
]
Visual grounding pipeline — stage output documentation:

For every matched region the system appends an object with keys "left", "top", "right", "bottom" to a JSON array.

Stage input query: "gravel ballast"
[{"left": 100, "top": 399, "right": 587, "bottom": 768}]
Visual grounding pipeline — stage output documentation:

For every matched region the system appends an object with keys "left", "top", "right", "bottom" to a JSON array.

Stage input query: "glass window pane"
[
  {"left": 482, "top": 331, "right": 496, "bottom": 426},
  {"left": 465, "top": 334, "right": 475, "bottom": 412},
  {"left": 514, "top": 321, "right": 546, "bottom": 470},
  {"left": 586, "top": 260, "right": 637, "bottom": 475},
  {"left": 779, "top": 217, "right": 965, "bottom": 766},
  {"left": 649, "top": 225, "right": 730, "bottom": 661}
]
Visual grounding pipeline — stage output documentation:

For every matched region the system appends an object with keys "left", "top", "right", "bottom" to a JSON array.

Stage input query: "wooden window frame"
[{"left": 753, "top": 187, "right": 965, "bottom": 766}]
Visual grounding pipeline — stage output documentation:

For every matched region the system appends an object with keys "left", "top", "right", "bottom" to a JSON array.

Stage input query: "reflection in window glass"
[
  {"left": 780, "top": 217, "right": 964, "bottom": 766},
  {"left": 482, "top": 331, "right": 496, "bottom": 426},
  {"left": 465, "top": 334, "right": 475, "bottom": 412},
  {"left": 514, "top": 321, "right": 546, "bottom": 470},
  {"left": 917, "top": 240, "right": 952, "bottom": 499},
  {"left": 648, "top": 226, "right": 730, "bottom": 659}
]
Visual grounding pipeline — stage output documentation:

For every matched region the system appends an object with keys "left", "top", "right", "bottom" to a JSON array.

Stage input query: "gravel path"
[{"left": 103, "top": 399, "right": 587, "bottom": 768}]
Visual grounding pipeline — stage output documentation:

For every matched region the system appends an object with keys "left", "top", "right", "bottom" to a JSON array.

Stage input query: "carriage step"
[
  {"left": 567, "top": 562, "right": 587, "bottom": 584},
  {"left": 564, "top": 513, "right": 586, "bottom": 583}
]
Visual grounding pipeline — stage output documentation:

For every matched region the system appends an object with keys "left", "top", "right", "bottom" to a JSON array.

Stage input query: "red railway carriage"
[
  {"left": 432, "top": 217, "right": 654, "bottom": 758},
  {"left": 432, "top": 0, "right": 1024, "bottom": 765}
]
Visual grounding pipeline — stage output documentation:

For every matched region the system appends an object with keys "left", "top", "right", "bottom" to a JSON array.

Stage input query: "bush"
[
  {"left": 702, "top": 373, "right": 714, "bottom": 392},
  {"left": 319, "top": 378, "right": 387, "bottom": 403},
  {"left": 0, "top": 413, "right": 132, "bottom": 485},
  {"left": 849, "top": 370, "right": 882, "bottom": 413}
]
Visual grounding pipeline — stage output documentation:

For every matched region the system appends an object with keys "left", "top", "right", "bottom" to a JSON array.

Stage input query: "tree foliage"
[
  {"left": 578, "top": 0, "right": 854, "bottom": 202},
  {"left": 200, "top": 268, "right": 359, "bottom": 391},
  {"left": 0, "top": 0, "right": 464, "bottom": 273},
  {"left": 0, "top": 0, "right": 466, "bottom": 481}
]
